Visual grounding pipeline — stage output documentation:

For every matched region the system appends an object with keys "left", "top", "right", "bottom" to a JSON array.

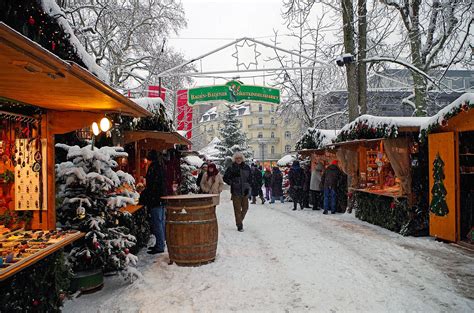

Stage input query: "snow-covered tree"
[
  {"left": 215, "top": 105, "right": 252, "bottom": 169},
  {"left": 179, "top": 162, "right": 197, "bottom": 194},
  {"left": 56, "top": 144, "right": 139, "bottom": 274},
  {"left": 60, "top": 0, "right": 190, "bottom": 91}
]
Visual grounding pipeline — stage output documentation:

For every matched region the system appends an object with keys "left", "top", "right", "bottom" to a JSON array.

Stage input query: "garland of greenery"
[
  {"left": 336, "top": 120, "right": 398, "bottom": 143},
  {"left": 0, "top": 251, "right": 71, "bottom": 313},
  {"left": 420, "top": 100, "right": 473, "bottom": 141}
]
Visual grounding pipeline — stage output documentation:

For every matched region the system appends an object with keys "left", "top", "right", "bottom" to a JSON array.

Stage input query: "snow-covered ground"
[{"left": 64, "top": 190, "right": 474, "bottom": 312}]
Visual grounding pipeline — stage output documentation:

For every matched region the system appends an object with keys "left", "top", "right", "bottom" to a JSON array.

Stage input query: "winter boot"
[
  {"left": 251, "top": 196, "right": 256, "bottom": 204},
  {"left": 261, "top": 196, "right": 266, "bottom": 204},
  {"left": 300, "top": 203, "right": 304, "bottom": 210},
  {"left": 292, "top": 203, "right": 297, "bottom": 211},
  {"left": 323, "top": 210, "right": 328, "bottom": 215}
]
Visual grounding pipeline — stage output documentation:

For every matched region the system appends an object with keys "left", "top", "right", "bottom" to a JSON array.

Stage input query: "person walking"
[
  {"left": 263, "top": 168, "right": 272, "bottom": 201},
  {"left": 288, "top": 160, "right": 305, "bottom": 211},
  {"left": 223, "top": 152, "right": 251, "bottom": 232},
  {"left": 250, "top": 164, "right": 265, "bottom": 204},
  {"left": 200, "top": 163, "right": 224, "bottom": 198},
  {"left": 310, "top": 162, "right": 324, "bottom": 210},
  {"left": 196, "top": 163, "right": 208, "bottom": 193},
  {"left": 142, "top": 150, "right": 167, "bottom": 254},
  {"left": 321, "top": 160, "right": 343, "bottom": 214},
  {"left": 302, "top": 164, "right": 312, "bottom": 208},
  {"left": 270, "top": 166, "right": 284, "bottom": 203}
]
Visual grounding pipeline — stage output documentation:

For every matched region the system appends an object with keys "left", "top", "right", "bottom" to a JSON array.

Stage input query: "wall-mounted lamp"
[{"left": 91, "top": 117, "right": 112, "bottom": 150}]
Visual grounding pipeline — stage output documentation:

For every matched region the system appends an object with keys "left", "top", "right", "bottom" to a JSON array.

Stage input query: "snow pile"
[
  {"left": 183, "top": 155, "right": 204, "bottom": 168},
  {"left": 277, "top": 154, "right": 297, "bottom": 167},
  {"left": 132, "top": 97, "right": 164, "bottom": 112},
  {"left": 40, "top": 0, "right": 108, "bottom": 82},
  {"left": 336, "top": 114, "right": 430, "bottom": 142},
  {"left": 199, "top": 137, "right": 222, "bottom": 161},
  {"left": 420, "top": 93, "right": 474, "bottom": 136}
]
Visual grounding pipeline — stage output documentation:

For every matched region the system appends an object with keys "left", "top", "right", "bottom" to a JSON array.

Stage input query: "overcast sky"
[{"left": 167, "top": 0, "right": 302, "bottom": 87}]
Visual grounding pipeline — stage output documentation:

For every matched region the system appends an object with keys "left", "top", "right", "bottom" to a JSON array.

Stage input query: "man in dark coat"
[
  {"left": 321, "top": 160, "right": 343, "bottom": 214},
  {"left": 270, "top": 167, "right": 284, "bottom": 203},
  {"left": 288, "top": 160, "right": 305, "bottom": 211},
  {"left": 250, "top": 164, "right": 265, "bottom": 204},
  {"left": 142, "top": 150, "right": 167, "bottom": 254},
  {"left": 223, "top": 152, "right": 252, "bottom": 232},
  {"left": 263, "top": 168, "right": 272, "bottom": 201}
]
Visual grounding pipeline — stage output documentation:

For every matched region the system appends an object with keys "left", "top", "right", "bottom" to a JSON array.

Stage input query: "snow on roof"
[
  {"left": 199, "top": 137, "right": 222, "bottom": 160},
  {"left": 340, "top": 115, "right": 430, "bottom": 133},
  {"left": 277, "top": 154, "right": 297, "bottom": 167},
  {"left": 40, "top": 0, "right": 108, "bottom": 82},
  {"left": 177, "top": 130, "right": 188, "bottom": 137},
  {"left": 336, "top": 114, "right": 430, "bottom": 142},
  {"left": 312, "top": 128, "right": 339, "bottom": 146},
  {"left": 183, "top": 155, "right": 204, "bottom": 168},
  {"left": 420, "top": 93, "right": 474, "bottom": 135}
]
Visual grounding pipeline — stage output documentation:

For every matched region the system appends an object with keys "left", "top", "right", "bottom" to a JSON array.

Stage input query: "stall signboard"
[{"left": 187, "top": 80, "right": 280, "bottom": 106}]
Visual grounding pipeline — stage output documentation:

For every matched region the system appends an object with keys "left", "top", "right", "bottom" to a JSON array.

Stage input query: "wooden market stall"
[
  {"left": 0, "top": 21, "right": 149, "bottom": 290},
  {"left": 332, "top": 115, "right": 431, "bottom": 235},
  {"left": 421, "top": 93, "right": 474, "bottom": 245}
]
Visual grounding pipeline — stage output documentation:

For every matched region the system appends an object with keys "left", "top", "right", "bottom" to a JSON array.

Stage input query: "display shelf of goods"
[
  {"left": 0, "top": 229, "right": 83, "bottom": 281},
  {"left": 0, "top": 250, "right": 71, "bottom": 313}
]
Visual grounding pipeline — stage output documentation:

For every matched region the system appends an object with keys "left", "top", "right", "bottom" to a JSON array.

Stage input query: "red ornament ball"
[
  {"left": 93, "top": 241, "right": 100, "bottom": 249},
  {"left": 51, "top": 41, "right": 56, "bottom": 50},
  {"left": 462, "top": 103, "right": 469, "bottom": 112},
  {"left": 59, "top": 293, "right": 66, "bottom": 301},
  {"left": 390, "top": 202, "right": 396, "bottom": 209},
  {"left": 347, "top": 192, "right": 353, "bottom": 199},
  {"left": 124, "top": 248, "right": 130, "bottom": 254},
  {"left": 32, "top": 299, "right": 40, "bottom": 306},
  {"left": 441, "top": 119, "right": 448, "bottom": 127},
  {"left": 28, "top": 16, "right": 35, "bottom": 26}
]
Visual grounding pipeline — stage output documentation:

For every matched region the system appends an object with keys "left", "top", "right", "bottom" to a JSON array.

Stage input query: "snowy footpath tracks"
[{"left": 64, "top": 191, "right": 473, "bottom": 312}]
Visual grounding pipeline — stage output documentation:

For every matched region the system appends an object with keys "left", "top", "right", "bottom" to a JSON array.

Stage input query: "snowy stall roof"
[
  {"left": 123, "top": 130, "right": 191, "bottom": 147},
  {"left": 0, "top": 23, "right": 150, "bottom": 117},
  {"left": 183, "top": 155, "right": 204, "bottom": 168},
  {"left": 277, "top": 154, "right": 297, "bottom": 167},
  {"left": 40, "top": 0, "right": 108, "bottom": 82},
  {"left": 296, "top": 128, "right": 340, "bottom": 151},
  {"left": 199, "top": 137, "right": 222, "bottom": 161},
  {"left": 420, "top": 93, "right": 474, "bottom": 137},
  {"left": 336, "top": 115, "right": 430, "bottom": 143}
]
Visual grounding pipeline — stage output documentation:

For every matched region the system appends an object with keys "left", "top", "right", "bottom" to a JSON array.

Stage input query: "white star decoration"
[{"left": 232, "top": 39, "right": 261, "bottom": 70}]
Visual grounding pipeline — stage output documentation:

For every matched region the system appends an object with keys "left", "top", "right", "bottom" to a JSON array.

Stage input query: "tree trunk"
[
  {"left": 357, "top": 0, "right": 367, "bottom": 115},
  {"left": 341, "top": 0, "right": 359, "bottom": 121},
  {"left": 408, "top": 0, "right": 427, "bottom": 117}
]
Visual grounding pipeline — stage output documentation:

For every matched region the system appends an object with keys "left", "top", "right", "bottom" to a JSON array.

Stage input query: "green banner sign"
[{"left": 187, "top": 80, "right": 280, "bottom": 106}]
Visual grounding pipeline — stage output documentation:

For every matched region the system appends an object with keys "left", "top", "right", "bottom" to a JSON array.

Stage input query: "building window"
[
  {"left": 259, "top": 104, "right": 263, "bottom": 112},
  {"left": 285, "top": 145, "right": 291, "bottom": 152},
  {"left": 259, "top": 117, "right": 263, "bottom": 125},
  {"left": 271, "top": 118, "right": 275, "bottom": 124},
  {"left": 271, "top": 146, "right": 275, "bottom": 154},
  {"left": 271, "top": 132, "right": 275, "bottom": 138},
  {"left": 258, "top": 132, "right": 263, "bottom": 138},
  {"left": 285, "top": 131, "right": 291, "bottom": 139}
]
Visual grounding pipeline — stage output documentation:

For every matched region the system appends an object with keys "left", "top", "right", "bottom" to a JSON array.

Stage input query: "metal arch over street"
[{"left": 155, "top": 37, "right": 331, "bottom": 79}]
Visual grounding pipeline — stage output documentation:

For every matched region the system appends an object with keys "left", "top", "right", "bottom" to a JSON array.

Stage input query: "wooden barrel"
[{"left": 162, "top": 194, "right": 219, "bottom": 266}]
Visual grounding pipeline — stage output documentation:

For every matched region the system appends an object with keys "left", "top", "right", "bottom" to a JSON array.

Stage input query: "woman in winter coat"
[
  {"left": 310, "top": 162, "right": 324, "bottom": 210},
  {"left": 263, "top": 168, "right": 272, "bottom": 201},
  {"left": 270, "top": 167, "right": 284, "bottom": 203},
  {"left": 200, "top": 163, "right": 224, "bottom": 197},
  {"left": 288, "top": 160, "right": 305, "bottom": 211}
]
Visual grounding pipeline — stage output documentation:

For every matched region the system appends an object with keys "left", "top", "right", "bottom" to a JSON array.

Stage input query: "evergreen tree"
[
  {"left": 179, "top": 161, "right": 198, "bottom": 194},
  {"left": 215, "top": 105, "right": 252, "bottom": 168},
  {"left": 295, "top": 128, "right": 320, "bottom": 150},
  {"left": 56, "top": 144, "right": 139, "bottom": 275},
  {"left": 430, "top": 154, "right": 449, "bottom": 217}
]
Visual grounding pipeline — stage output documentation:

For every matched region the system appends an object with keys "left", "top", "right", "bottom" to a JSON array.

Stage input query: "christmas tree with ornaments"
[{"left": 55, "top": 144, "right": 139, "bottom": 275}]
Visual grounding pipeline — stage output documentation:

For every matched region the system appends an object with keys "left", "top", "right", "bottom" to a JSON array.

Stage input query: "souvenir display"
[
  {"left": 14, "top": 139, "right": 41, "bottom": 211},
  {"left": 0, "top": 229, "right": 83, "bottom": 279}
]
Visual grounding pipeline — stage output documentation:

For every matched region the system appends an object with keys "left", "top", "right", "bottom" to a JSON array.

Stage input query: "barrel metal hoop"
[
  {"left": 166, "top": 218, "right": 217, "bottom": 225},
  {"left": 168, "top": 242, "right": 217, "bottom": 249}
]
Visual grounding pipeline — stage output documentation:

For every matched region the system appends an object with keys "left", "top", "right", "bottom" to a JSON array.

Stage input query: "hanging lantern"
[{"left": 75, "top": 127, "right": 93, "bottom": 141}]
